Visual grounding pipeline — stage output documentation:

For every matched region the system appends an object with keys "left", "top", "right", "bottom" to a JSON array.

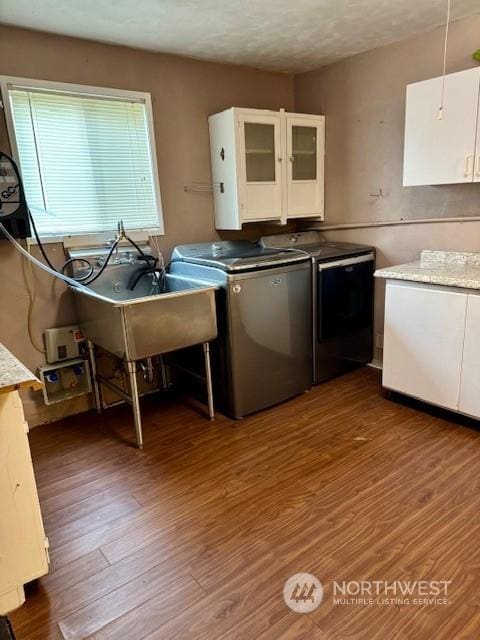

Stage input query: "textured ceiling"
[{"left": 1, "top": 0, "right": 479, "bottom": 73}]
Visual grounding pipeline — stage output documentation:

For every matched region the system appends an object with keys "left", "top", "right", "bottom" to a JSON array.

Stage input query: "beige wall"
[
  {"left": 294, "top": 14, "right": 480, "bottom": 361},
  {"left": 3, "top": 15, "right": 480, "bottom": 424},
  {"left": 0, "top": 25, "right": 294, "bottom": 425}
]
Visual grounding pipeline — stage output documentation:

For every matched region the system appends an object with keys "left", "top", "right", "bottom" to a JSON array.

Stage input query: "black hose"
[
  {"left": 125, "top": 234, "right": 157, "bottom": 267},
  {"left": 128, "top": 266, "right": 151, "bottom": 291},
  {"left": 29, "top": 210, "right": 96, "bottom": 284},
  {"left": 28, "top": 212, "right": 154, "bottom": 287},
  {"left": 83, "top": 237, "right": 120, "bottom": 285},
  {"left": 128, "top": 262, "right": 171, "bottom": 291},
  {"left": 28, "top": 210, "right": 58, "bottom": 271},
  {"left": 61, "top": 257, "right": 94, "bottom": 282}
]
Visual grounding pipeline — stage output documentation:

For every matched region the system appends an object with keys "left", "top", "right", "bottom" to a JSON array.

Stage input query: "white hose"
[{"left": 0, "top": 222, "right": 90, "bottom": 292}]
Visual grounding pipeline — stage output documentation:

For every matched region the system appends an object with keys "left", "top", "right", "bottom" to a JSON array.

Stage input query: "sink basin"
[{"left": 70, "top": 272, "right": 218, "bottom": 361}]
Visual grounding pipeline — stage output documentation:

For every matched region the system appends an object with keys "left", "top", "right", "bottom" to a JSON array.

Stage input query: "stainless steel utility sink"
[
  {"left": 70, "top": 266, "right": 218, "bottom": 448},
  {"left": 70, "top": 272, "right": 217, "bottom": 361}
]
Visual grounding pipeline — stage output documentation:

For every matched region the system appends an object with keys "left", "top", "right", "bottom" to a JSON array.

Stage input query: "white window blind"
[{"left": 6, "top": 84, "right": 162, "bottom": 236}]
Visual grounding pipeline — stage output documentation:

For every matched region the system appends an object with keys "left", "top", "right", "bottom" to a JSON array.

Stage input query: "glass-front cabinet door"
[
  {"left": 237, "top": 113, "right": 283, "bottom": 222},
  {"left": 286, "top": 115, "right": 324, "bottom": 219}
]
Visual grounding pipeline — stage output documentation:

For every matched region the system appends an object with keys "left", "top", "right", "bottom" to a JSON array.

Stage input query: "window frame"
[{"left": 0, "top": 75, "right": 164, "bottom": 245}]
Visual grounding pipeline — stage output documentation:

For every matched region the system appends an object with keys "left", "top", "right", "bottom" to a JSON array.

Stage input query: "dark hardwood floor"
[{"left": 10, "top": 367, "right": 480, "bottom": 639}]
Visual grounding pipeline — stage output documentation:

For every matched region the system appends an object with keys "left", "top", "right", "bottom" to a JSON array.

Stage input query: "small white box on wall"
[{"left": 44, "top": 325, "right": 86, "bottom": 364}]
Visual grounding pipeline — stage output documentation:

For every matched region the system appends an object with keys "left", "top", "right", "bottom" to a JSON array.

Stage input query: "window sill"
[{"left": 27, "top": 228, "right": 164, "bottom": 248}]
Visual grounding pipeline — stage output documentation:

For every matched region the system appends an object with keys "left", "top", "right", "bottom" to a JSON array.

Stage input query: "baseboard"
[{"left": 368, "top": 359, "right": 383, "bottom": 370}]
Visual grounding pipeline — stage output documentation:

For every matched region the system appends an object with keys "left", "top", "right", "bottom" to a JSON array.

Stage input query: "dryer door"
[{"left": 318, "top": 254, "right": 374, "bottom": 343}]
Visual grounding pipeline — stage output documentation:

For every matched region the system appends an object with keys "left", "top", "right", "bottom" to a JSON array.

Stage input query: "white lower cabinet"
[
  {"left": 0, "top": 390, "right": 49, "bottom": 614},
  {"left": 383, "top": 280, "right": 480, "bottom": 418},
  {"left": 459, "top": 294, "right": 480, "bottom": 417},
  {"left": 383, "top": 281, "right": 467, "bottom": 410}
]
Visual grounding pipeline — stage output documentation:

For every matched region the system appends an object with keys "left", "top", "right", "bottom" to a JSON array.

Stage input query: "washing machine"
[{"left": 171, "top": 241, "right": 312, "bottom": 418}]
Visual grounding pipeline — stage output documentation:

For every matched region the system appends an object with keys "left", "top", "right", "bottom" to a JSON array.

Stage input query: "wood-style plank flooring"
[{"left": 10, "top": 367, "right": 480, "bottom": 639}]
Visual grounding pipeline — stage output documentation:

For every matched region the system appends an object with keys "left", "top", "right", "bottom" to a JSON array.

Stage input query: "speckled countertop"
[
  {"left": 0, "top": 343, "right": 42, "bottom": 395},
  {"left": 375, "top": 250, "right": 480, "bottom": 290}
]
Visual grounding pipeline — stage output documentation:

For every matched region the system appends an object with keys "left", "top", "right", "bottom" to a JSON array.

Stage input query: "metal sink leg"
[
  {"left": 203, "top": 342, "right": 215, "bottom": 420},
  {"left": 87, "top": 339, "right": 102, "bottom": 413},
  {"left": 126, "top": 361, "right": 143, "bottom": 448},
  {"left": 88, "top": 342, "right": 212, "bottom": 447}
]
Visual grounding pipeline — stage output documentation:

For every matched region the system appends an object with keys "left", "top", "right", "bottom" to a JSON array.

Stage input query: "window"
[{"left": 0, "top": 77, "right": 163, "bottom": 238}]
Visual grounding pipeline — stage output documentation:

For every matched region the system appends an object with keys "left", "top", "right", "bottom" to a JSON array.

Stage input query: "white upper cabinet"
[
  {"left": 237, "top": 112, "right": 283, "bottom": 223},
  {"left": 208, "top": 108, "right": 325, "bottom": 230},
  {"left": 403, "top": 67, "right": 480, "bottom": 186},
  {"left": 286, "top": 114, "right": 325, "bottom": 218}
]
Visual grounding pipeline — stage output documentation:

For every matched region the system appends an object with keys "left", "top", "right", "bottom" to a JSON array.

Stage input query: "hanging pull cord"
[{"left": 437, "top": 0, "right": 451, "bottom": 120}]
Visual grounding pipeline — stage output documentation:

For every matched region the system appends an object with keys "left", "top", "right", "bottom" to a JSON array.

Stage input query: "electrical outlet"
[{"left": 375, "top": 333, "right": 384, "bottom": 350}]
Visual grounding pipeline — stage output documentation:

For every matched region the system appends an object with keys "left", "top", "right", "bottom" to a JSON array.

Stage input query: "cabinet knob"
[
  {"left": 289, "top": 156, "right": 294, "bottom": 162},
  {"left": 277, "top": 157, "right": 283, "bottom": 162}
]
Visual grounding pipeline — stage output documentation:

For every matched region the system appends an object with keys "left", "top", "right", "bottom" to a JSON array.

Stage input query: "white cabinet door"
[
  {"left": 459, "top": 294, "right": 480, "bottom": 417},
  {"left": 475, "top": 91, "right": 480, "bottom": 183},
  {"left": 383, "top": 281, "right": 467, "bottom": 410},
  {"left": 285, "top": 114, "right": 324, "bottom": 219},
  {"left": 237, "top": 112, "right": 283, "bottom": 222},
  {"left": 403, "top": 67, "right": 480, "bottom": 186}
]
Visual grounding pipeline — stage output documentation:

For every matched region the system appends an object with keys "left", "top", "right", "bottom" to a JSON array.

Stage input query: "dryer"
[{"left": 261, "top": 231, "right": 375, "bottom": 384}]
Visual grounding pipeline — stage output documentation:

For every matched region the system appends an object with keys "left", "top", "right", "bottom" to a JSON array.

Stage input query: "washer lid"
[
  {"left": 260, "top": 232, "right": 374, "bottom": 261},
  {"left": 171, "top": 241, "right": 308, "bottom": 272}
]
